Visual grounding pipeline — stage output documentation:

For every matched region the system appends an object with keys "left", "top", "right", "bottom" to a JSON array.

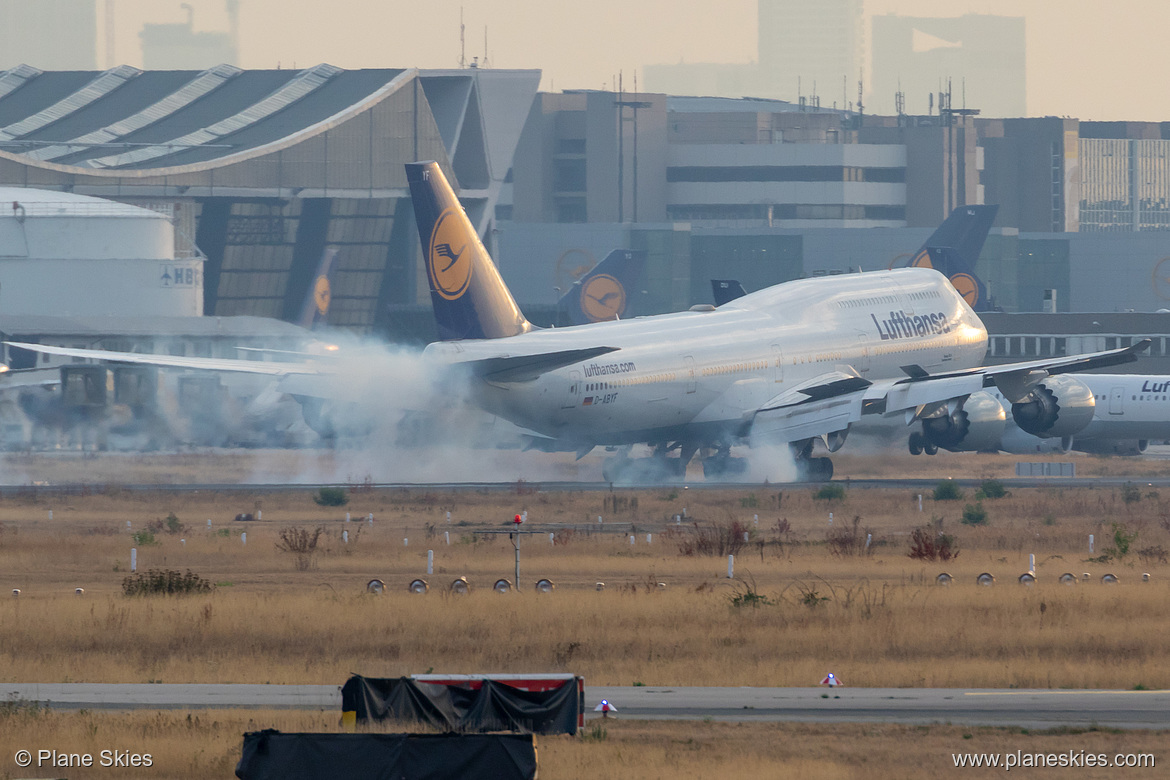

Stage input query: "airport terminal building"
[
  {"left": 2, "top": 63, "right": 1170, "bottom": 343},
  {"left": 0, "top": 63, "right": 538, "bottom": 335}
]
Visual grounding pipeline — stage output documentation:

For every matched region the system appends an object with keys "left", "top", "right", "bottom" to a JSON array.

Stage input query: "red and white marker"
[
  {"left": 593, "top": 699, "right": 617, "bottom": 717},
  {"left": 820, "top": 673, "right": 843, "bottom": 687}
]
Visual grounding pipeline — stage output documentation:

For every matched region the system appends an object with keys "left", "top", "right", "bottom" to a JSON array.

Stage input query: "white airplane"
[
  {"left": 3, "top": 162, "right": 1148, "bottom": 480},
  {"left": 902, "top": 373, "right": 1170, "bottom": 457},
  {"left": 403, "top": 161, "right": 1145, "bottom": 481}
]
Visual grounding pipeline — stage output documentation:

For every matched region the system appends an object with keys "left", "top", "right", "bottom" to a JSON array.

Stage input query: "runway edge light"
[{"left": 820, "top": 673, "right": 842, "bottom": 687}]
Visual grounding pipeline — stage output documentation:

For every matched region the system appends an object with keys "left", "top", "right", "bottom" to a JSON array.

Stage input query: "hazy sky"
[{"left": 106, "top": 0, "right": 1169, "bottom": 121}]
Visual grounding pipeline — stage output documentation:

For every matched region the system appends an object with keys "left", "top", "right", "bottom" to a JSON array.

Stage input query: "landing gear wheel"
[
  {"left": 803, "top": 457, "right": 834, "bottom": 482},
  {"left": 923, "top": 440, "right": 938, "bottom": 456},
  {"left": 908, "top": 431, "right": 924, "bottom": 456},
  {"left": 702, "top": 456, "right": 748, "bottom": 479}
]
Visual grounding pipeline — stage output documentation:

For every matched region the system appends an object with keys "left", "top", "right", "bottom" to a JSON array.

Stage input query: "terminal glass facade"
[{"left": 1080, "top": 139, "right": 1170, "bottom": 231}]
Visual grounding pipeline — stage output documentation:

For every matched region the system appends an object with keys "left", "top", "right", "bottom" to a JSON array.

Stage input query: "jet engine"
[
  {"left": 921, "top": 391, "right": 1006, "bottom": 452},
  {"left": 1010, "top": 376, "right": 1095, "bottom": 438}
]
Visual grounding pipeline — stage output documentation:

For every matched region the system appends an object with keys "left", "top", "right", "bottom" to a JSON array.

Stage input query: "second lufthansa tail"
[
  {"left": 297, "top": 246, "right": 340, "bottom": 330},
  {"left": 910, "top": 204, "right": 997, "bottom": 311},
  {"left": 406, "top": 161, "right": 533, "bottom": 341},
  {"left": 559, "top": 249, "right": 647, "bottom": 325}
]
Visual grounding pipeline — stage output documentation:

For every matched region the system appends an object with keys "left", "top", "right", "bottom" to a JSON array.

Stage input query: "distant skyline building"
[
  {"left": 0, "top": 0, "right": 97, "bottom": 70},
  {"left": 140, "top": 1, "right": 239, "bottom": 70},
  {"left": 758, "top": 0, "right": 864, "bottom": 107},
  {"left": 645, "top": 0, "right": 864, "bottom": 107},
  {"left": 871, "top": 13, "right": 1026, "bottom": 118}
]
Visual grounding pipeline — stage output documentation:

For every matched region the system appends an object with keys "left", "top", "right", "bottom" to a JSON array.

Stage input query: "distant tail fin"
[
  {"left": 559, "top": 249, "right": 646, "bottom": 325},
  {"left": 297, "top": 246, "right": 340, "bottom": 330},
  {"left": 406, "top": 161, "right": 533, "bottom": 341},
  {"left": 711, "top": 279, "right": 748, "bottom": 306},
  {"left": 910, "top": 205, "right": 997, "bottom": 311}
]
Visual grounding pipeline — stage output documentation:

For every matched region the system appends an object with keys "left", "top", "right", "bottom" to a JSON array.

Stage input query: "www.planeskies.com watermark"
[{"left": 953, "top": 750, "right": 1154, "bottom": 770}]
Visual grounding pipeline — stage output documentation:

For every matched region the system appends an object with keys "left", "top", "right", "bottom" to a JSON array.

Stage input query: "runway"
[
  {"left": 5, "top": 684, "right": 1168, "bottom": 729},
  {"left": 4, "top": 476, "right": 1170, "bottom": 496}
]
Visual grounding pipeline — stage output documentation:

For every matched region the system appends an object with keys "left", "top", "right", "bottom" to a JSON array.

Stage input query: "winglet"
[{"left": 406, "top": 161, "right": 533, "bottom": 341}]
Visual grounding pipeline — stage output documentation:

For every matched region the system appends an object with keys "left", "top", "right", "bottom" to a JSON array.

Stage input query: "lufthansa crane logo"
[
  {"left": 313, "top": 275, "right": 331, "bottom": 316},
  {"left": 428, "top": 208, "right": 474, "bottom": 300},
  {"left": 580, "top": 274, "right": 627, "bottom": 322},
  {"left": 950, "top": 272, "right": 980, "bottom": 307},
  {"left": 910, "top": 249, "right": 934, "bottom": 269}
]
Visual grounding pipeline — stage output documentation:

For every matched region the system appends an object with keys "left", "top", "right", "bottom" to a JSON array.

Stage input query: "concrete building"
[
  {"left": 511, "top": 92, "right": 979, "bottom": 231},
  {"left": 0, "top": 187, "right": 200, "bottom": 317},
  {"left": 0, "top": 0, "right": 97, "bottom": 71},
  {"left": 871, "top": 14, "right": 1026, "bottom": 118},
  {"left": 0, "top": 63, "right": 539, "bottom": 339}
]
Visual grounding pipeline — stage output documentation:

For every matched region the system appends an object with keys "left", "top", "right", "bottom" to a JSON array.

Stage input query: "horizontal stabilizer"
[{"left": 470, "top": 346, "right": 620, "bottom": 383}]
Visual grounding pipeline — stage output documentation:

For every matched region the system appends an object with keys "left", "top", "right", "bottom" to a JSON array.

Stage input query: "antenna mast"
[{"left": 458, "top": 7, "right": 466, "bottom": 68}]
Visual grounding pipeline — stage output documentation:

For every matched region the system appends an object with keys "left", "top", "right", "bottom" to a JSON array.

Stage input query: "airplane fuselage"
[{"left": 426, "top": 268, "right": 988, "bottom": 447}]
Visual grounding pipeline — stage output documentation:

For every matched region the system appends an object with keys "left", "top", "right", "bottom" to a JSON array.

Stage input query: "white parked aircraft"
[
  {"left": 3, "top": 162, "right": 1148, "bottom": 480},
  {"left": 903, "top": 373, "right": 1170, "bottom": 457},
  {"left": 403, "top": 161, "right": 1145, "bottom": 481}
]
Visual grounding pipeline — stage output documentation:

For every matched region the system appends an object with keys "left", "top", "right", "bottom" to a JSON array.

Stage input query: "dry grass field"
[
  {"left": 1, "top": 706, "right": 1165, "bottom": 779},
  {"left": 1, "top": 450, "right": 1169, "bottom": 777},
  {"left": 1, "top": 470, "right": 1169, "bottom": 688}
]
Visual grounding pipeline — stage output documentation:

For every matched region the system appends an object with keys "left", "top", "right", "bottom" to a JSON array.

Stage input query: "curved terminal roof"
[
  {"left": 0, "top": 63, "right": 406, "bottom": 171},
  {"left": 0, "top": 64, "right": 540, "bottom": 207}
]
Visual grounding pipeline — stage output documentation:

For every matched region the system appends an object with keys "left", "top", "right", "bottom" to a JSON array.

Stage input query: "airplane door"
[
  {"left": 683, "top": 356, "right": 696, "bottom": 394},
  {"left": 855, "top": 333, "right": 871, "bottom": 374},
  {"left": 562, "top": 371, "right": 582, "bottom": 409},
  {"left": 1109, "top": 386, "right": 1124, "bottom": 415},
  {"left": 771, "top": 344, "right": 783, "bottom": 384}
]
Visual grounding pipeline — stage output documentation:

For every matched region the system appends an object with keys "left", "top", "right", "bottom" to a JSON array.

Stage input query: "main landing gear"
[
  {"left": 701, "top": 446, "right": 748, "bottom": 479},
  {"left": 602, "top": 443, "right": 692, "bottom": 484},
  {"left": 601, "top": 440, "right": 835, "bottom": 484},
  {"left": 908, "top": 430, "right": 938, "bottom": 456},
  {"left": 790, "top": 439, "right": 834, "bottom": 482}
]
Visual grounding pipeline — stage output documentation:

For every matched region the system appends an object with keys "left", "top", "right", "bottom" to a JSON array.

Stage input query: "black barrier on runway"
[
  {"left": 235, "top": 730, "right": 537, "bottom": 780},
  {"left": 341, "top": 675, "right": 582, "bottom": 735}
]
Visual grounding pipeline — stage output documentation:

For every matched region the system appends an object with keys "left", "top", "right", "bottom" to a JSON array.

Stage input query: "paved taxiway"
[{"left": 5, "top": 684, "right": 1167, "bottom": 729}]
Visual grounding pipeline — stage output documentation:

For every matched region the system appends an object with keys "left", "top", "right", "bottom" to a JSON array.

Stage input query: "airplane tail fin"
[
  {"left": 559, "top": 249, "right": 646, "bottom": 325},
  {"left": 297, "top": 246, "right": 340, "bottom": 330},
  {"left": 910, "top": 204, "right": 998, "bottom": 311},
  {"left": 405, "top": 161, "right": 533, "bottom": 341},
  {"left": 711, "top": 279, "right": 748, "bottom": 306}
]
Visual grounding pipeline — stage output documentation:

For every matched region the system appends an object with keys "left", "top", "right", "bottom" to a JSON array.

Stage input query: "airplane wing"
[
  {"left": 749, "top": 341, "right": 1150, "bottom": 446},
  {"left": 3, "top": 342, "right": 322, "bottom": 376},
  {"left": 469, "top": 346, "right": 619, "bottom": 383}
]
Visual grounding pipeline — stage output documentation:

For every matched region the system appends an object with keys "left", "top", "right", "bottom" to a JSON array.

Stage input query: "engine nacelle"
[
  {"left": 1074, "top": 438, "right": 1149, "bottom": 456},
  {"left": 922, "top": 391, "right": 1006, "bottom": 452},
  {"left": 1010, "top": 375, "right": 1095, "bottom": 438},
  {"left": 998, "top": 426, "right": 1074, "bottom": 455}
]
